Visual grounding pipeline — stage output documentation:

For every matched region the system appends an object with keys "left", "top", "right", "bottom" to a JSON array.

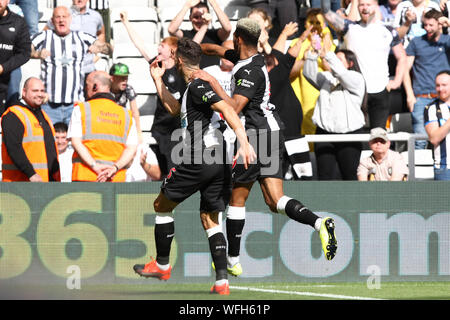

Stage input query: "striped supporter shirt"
[
  {"left": 31, "top": 30, "right": 96, "bottom": 104},
  {"left": 424, "top": 99, "right": 450, "bottom": 169}
]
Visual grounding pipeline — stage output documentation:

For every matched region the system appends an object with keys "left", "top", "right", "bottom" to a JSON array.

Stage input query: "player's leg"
[
  {"left": 225, "top": 182, "right": 254, "bottom": 276},
  {"left": 133, "top": 192, "right": 178, "bottom": 279},
  {"left": 259, "top": 177, "right": 337, "bottom": 261},
  {"left": 260, "top": 177, "right": 319, "bottom": 226},
  {"left": 200, "top": 211, "right": 229, "bottom": 295},
  {"left": 199, "top": 163, "right": 233, "bottom": 294},
  {"left": 134, "top": 165, "right": 201, "bottom": 278}
]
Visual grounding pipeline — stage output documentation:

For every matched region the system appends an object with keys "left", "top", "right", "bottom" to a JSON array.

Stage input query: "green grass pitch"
[{"left": 4, "top": 281, "right": 449, "bottom": 300}]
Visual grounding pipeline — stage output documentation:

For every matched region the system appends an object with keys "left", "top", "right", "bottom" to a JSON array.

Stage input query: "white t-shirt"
[
  {"left": 203, "top": 65, "right": 236, "bottom": 164},
  {"left": 58, "top": 145, "right": 74, "bottom": 182},
  {"left": 343, "top": 20, "right": 401, "bottom": 94},
  {"left": 126, "top": 144, "right": 159, "bottom": 182},
  {"left": 203, "top": 65, "right": 233, "bottom": 97}
]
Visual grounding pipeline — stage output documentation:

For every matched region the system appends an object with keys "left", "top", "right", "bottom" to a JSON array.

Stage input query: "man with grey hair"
[
  {"left": 195, "top": 17, "right": 338, "bottom": 276},
  {"left": 44, "top": 0, "right": 106, "bottom": 77},
  {"left": 31, "top": 6, "right": 112, "bottom": 125}
]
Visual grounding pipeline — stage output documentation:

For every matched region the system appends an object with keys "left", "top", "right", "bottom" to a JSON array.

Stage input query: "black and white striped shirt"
[
  {"left": 31, "top": 30, "right": 96, "bottom": 104},
  {"left": 424, "top": 99, "right": 450, "bottom": 169},
  {"left": 224, "top": 50, "right": 280, "bottom": 132},
  {"left": 89, "top": 0, "right": 109, "bottom": 10}
]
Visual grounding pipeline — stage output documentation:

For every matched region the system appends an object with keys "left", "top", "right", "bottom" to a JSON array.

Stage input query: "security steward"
[
  {"left": 1, "top": 77, "right": 60, "bottom": 182},
  {"left": 68, "top": 70, "right": 138, "bottom": 182}
]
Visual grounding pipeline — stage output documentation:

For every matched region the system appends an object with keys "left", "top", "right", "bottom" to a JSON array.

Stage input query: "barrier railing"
[{"left": 305, "top": 132, "right": 430, "bottom": 180}]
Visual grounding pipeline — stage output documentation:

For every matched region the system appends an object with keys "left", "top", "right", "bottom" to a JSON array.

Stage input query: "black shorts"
[
  {"left": 233, "top": 129, "right": 285, "bottom": 184},
  {"left": 161, "top": 163, "right": 232, "bottom": 213}
]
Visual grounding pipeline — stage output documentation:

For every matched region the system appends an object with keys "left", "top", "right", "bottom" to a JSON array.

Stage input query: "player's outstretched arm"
[
  {"left": 120, "top": 11, "right": 152, "bottom": 62},
  {"left": 191, "top": 69, "right": 249, "bottom": 114},
  {"left": 200, "top": 43, "right": 227, "bottom": 58},
  {"left": 191, "top": 68, "right": 235, "bottom": 106},
  {"left": 212, "top": 100, "right": 256, "bottom": 169}
]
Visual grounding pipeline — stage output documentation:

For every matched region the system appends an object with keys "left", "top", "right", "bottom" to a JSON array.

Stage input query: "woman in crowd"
[
  {"left": 289, "top": 8, "right": 336, "bottom": 137},
  {"left": 303, "top": 37, "right": 366, "bottom": 180}
]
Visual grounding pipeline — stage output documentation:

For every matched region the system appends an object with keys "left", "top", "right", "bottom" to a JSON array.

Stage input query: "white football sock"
[
  {"left": 156, "top": 262, "right": 170, "bottom": 270},
  {"left": 227, "top": 255, "right": 240, "bottom": 267},
  {"left": 314, "top": 218, "right": 323, "bottom": 232}
]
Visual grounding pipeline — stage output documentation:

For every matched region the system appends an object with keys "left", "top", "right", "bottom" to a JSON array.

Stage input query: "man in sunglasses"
[{"left": 357, "top": 127, "right": 409, "bottom": 181}]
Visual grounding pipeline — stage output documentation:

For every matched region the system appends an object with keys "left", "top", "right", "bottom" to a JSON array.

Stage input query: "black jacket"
[{"left": 0, "top": 9, "right": 31, "bottom": 91}]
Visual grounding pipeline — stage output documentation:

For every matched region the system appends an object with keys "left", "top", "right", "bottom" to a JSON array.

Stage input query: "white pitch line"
[{"left": 230, "top": 285, "right": 385, "bottom": 300}]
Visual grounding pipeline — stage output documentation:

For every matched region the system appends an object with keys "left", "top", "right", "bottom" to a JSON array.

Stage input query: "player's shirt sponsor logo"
[{"left": 237, "top": 78, "right": 254, "bottom": 88}]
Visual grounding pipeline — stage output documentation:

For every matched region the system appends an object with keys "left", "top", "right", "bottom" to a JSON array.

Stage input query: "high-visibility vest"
[
  {"left": 1, "top": 105, "right": 57, "bottom": 182},
  {"left": 72, "top": 98, "right": 133, "bottom": 182}
]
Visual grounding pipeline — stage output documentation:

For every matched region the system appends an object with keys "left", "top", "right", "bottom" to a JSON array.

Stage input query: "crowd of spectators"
[{"left": 1, "top": 0, "right": 449, "bottom": 181}]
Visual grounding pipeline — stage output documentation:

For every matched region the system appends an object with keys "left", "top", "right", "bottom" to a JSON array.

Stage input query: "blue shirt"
[{"left": 406, "top": 34, "right": 450, "bottom": 95}]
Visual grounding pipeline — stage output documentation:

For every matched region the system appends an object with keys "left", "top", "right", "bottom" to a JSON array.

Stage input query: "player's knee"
[
  {"left": 154, "top": 197, "right": 169, "bottom": 213},
  {"left": 230, "top": 193, "right": 249, "bottom": 207},
  {"left": 265, "top": 199, "right": 278, "bottom": 213},
  {"left": 153, "top": 198, "right": 162, "bottom": 212}
]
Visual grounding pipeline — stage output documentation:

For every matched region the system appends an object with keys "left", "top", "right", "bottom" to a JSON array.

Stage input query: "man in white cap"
[{"left": 357, "top": 127, "right": 409, "bottom": 181}]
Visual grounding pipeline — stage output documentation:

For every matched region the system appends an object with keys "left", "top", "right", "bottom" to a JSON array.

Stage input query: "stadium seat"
[
  {"left": 113, "top": 43, "right": 141, "bottom": 60},
  {"left": 154, "top": 0, "right": 186, "bottom": 7},
  {"left": 110, "top": 6, "right": 158, "bottom": 22},
  {"left": 140, "top": 114, "right": 157, "bottom": 146},
  {"left": 137, "top": 95, "right": 158, "bottom": 145},
  {"left": 112, "top": 21, "right": 159, "bottom": 46},
  {"left": 387, "top": 112, "right": 413, "bottom": 134},
  {"left": 110, "top": 7, "right": 159, "bottom": 46},
  {"left": 401, "top": 149, "right": 435, "bottom": 180},
  {"left": 212, "top": 3, "right": 250, "bottom": 32},
  {"left": 20, "top": 59, "right": 41, "bottom": 92},
  {"left": 140, "top": 114, "right": 155, "bottom": 132},
  {"left": 38, "top": 0, "right": 52, "bottom": 10},
  {"left": 113, "top": 43, "right": 158, "bottom": 61},
  {"left": 38, "top": 7, "right": 53, "bottom": 32},
  {"left": 109, "top": 0, "right": 152, "bottom": 8},
  {"left": 221, "top": 4, "right": 250, "bottom": 21},
  {"left": 386, "top": 112, "right": 414, "bottom": 152},
  {"left": 94, "top": 54, "right": 111, "bottom": 72},
  {"left": 216, "top": 0, "right": 248, "bottom": 6},
  {"left": 136, "top": 94, "right": 158, "bottom": 115},
  {"left": 54, "top": 0, "right": 72, "bottom": 7},
  {"left": 115, "top": 57, "right": 156, "bottom": 95}
]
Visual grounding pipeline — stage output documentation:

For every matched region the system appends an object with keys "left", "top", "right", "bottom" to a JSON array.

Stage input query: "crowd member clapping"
[{"left": 303, "top": 37, "right": 366, "bottom": 180}]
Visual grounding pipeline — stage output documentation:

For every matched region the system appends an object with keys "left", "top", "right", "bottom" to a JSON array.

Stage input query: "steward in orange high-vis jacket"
[
  {"left": 68, "top": 71, "right": 138, "bottom": 182},
  {"left": 1, "top": 77, "right": 60, "bottom": 182}
]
